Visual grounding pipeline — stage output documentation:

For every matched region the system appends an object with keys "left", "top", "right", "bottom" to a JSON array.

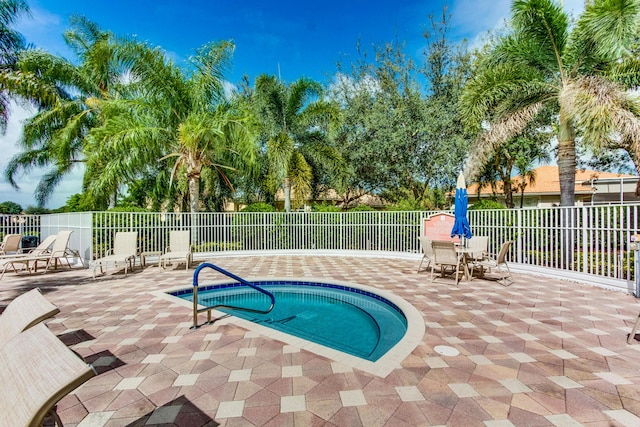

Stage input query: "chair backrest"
[
  {"left": 467, "top": 236, "right": 489, "bottom": 259},
  {"left": 30, "top": 234, "right": 57, "bottom": 256},
  {"left": 0, "top": 234, "right": 21, "bottom": 254},
  {"left": 113, "top": 232, "right": 138, "bottom": 256},
  {"left": 169, "top": 230, "right": 191, "bottom": 252},
  {"left": 432, "top": 240, "right": 459, "bottom": 265},
  {"left": 418, "top": 236, "right": 433, "bottom": 258},
  {"left": 49, "top": 230, "right": 73, "bottom": 257},
  {"left": 496, "top": 241, "right": 513, "bottom": 264},
  {"left": 0, "top": 288, "right": 60, "bottom": 344},
  {"left": 0, "top": 322, "right": 95, "bottom": 427}
]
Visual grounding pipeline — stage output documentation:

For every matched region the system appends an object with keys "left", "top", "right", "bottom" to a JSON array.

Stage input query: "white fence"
[{"left": 4, "top": 204, "right": 638, "bottom": 292}]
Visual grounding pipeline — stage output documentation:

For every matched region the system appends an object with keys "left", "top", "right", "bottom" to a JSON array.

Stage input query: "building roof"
[{"left": 466, "top": 165, "right": 636, "bottom": 196}]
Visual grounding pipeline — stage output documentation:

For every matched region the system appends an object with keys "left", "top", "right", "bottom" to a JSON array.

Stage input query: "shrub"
[
  {"left": 470, "top": 199, "right": 506, "bottom": 210},
  {"left": 349, "top": 204, "right": 376, "bottom": 212},
  {"left": 240, "top": 203, "right": 276, "bottom": 212}
]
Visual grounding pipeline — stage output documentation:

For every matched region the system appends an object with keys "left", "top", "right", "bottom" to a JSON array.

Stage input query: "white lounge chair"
[
  {"left": 159, "top": 230, "right": 192, "bottom": 270},
  {"left": 91, "top": 231, "right": 138, "bottom": 278},
  {"left": 0, "top": 233, "right": 21, "bottom": 255},
  {"left": 3, "top": 231, "right": 81, "bottom": 276},
  {"left": 0, "top": 322, "right": 95, "bottom": 427},
  {"left": 0, "top": 288, "right": 60, "bottom": 346}
]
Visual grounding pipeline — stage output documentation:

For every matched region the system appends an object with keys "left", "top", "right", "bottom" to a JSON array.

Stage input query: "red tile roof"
[{"left": 466, "top": 166, "right": 635, "bottom": 196}]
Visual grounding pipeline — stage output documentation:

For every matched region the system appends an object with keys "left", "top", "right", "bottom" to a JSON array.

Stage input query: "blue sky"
[{"left": 0, "top": 0, "right": 585, "bottom": 209}]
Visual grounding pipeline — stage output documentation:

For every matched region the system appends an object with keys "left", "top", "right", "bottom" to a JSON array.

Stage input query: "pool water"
[{"left": 172, "top": 281, "right": 408, "bottom": 362}]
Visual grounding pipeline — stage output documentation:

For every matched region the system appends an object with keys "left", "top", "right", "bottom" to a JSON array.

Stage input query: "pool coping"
[{"left": 150, "top": 276, "right": 425, "bottom": 378}]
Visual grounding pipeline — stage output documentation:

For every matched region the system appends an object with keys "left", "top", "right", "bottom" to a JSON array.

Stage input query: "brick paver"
[{"left": 2, "top": 255, "right": 640, "bottom": 426}]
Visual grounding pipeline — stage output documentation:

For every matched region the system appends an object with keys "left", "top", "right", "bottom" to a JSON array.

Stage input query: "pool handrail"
[{"left": 190, "top": 262, "right": 275, "bottom": 329}]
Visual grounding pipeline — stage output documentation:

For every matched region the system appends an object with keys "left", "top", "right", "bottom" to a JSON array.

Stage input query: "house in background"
[{"left": 467, "top": 165, "right": 640, "bottom": 207}]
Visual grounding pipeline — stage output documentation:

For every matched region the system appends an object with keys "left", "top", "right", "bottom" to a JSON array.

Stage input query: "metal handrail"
[{"left": 190, "top": 262, "right": 275, "bottom": 329}]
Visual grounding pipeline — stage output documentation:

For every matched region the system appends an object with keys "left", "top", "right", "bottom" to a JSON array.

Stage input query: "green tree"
[
  {"left": 87, "top": 40, "right": 258, "bottom": 213},
  {"left": 2, "top": 17, "right": 125, "bottom": 206},
  {"left": 0, "top": 0, "right": 29, "bottom": 130},
  {"left": 331, "top": 10, "right": 472, "bottom": 208},
  {"left": 474, "top": 115, "right": 552, "bottom": 208},
  {"left": 0, "top": 200, "right": 22, "bottom": 214},
  {"left": 254, "top": 74, "right": 343, "bottom": 212},
  {"left": 461, "top": 0, "right": 640, "bottom": 207}
]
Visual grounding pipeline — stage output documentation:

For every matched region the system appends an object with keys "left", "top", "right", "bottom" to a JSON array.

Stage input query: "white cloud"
[
  {"left": 16, "top": 6, "right": 71, "bottom": 57},
  {"left": 451, "top": 0, "right": 586, "bottom": 50}
]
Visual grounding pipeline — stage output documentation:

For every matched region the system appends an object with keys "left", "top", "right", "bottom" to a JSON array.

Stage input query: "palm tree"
[
  {"left": 88, "top": 40, "right": 258, "bottom": 213},
  {"left": 254, "top": 74, "right": 343, "bottom": 212},
  {"left": 0, "top": 0, "right": 29, "bottom": 131},
  {"left": 2, "top": 17, "right": 124, "bottom": 206},
  {"left": 461, "top": 0, "right": 640, "bottom": 206}
]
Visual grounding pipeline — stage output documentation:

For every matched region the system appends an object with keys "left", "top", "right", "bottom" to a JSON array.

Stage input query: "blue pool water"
[{"left": 171, "top": 281, "right": 408, "bottom": 362}]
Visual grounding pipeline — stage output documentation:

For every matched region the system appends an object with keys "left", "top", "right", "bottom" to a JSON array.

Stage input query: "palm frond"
[
  {"left": 561, "top": 75, "right": 640, "bottom": 152},
  {"left": 465, "top": 102, "right": 545, "bottom": 179},
  {"left": 511, "top": 0, "right": 568, "bottom": 70}
]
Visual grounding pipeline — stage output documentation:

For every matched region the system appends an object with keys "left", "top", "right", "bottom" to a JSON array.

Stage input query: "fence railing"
[{"left": 4, "top": 204, "right": 638, "bottom": 291}]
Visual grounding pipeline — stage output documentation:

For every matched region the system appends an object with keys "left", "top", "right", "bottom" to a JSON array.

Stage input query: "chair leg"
[{"left": 628, "top": 313, "right": 640, "bottom": 344}]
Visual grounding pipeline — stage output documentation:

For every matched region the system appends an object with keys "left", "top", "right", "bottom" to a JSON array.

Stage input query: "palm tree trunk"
[
  {"left": 283, "top": 177, "right": 292, "bottom": 212},
  {"left": 557, "top": 109, "right": 576, "bottom": 207},
  {"left": 557, "top": 108, "right": 576, "bottom": 269},
  {"left": 188, "top": 176, "right": 200, "bottom": 213}
]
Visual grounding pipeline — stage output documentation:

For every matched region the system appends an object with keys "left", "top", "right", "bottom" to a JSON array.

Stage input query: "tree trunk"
[
  {"left": 283, "top": 177, "right": 292, "bottom": 212},
  {"left": 557, "top": 109, "right": 576, "bottom": 207},
  {"left": 188, "top": 175, "right": 200, "bottom": 213}
]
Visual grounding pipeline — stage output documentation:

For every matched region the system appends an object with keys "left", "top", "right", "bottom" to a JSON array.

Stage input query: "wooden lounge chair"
[
  {"left": 475, "top": 240, "right": 514, "bottom": 286},
  {"left": 0, "top": 322, "right": 95, "bottom": 427},
  {"left": 417, "top": 236, "right": 435, "bottom": 273},
  {"left": 3, "top": 231, "right": 81, "bottom": 276},
  {"left": 430, "top": 240, "right": 466, "bottom": 286},
  {"left": 0, "top": 288, "right": 60, "bottom": 346},
  {"left": 159, "top": 230, "right": 192, "bottom": 270},
  {"left": 91, "top": 231, "right": 138, "bottom": 278},
  {"left": 0, "top": 233, "right": 22, "bottom": 255}
]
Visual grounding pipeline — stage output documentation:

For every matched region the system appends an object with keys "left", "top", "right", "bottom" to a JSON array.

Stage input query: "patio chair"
[
  {"left": 466, "top": 236, "right": 489, "bottom": 263},
  {"left": 430, "top": 240, "right": 466, "bottom": 286},
  {"left": 91, "top": 231, "right": 138, "bottom": 278},
  {"left": 0, "top": 233, "right": 21, "bottom": 255},
  {"left": 417, "top": 236, "right": 435, "bottom": 273},
  {"left": 0, "top": 322, "right": 96, "bottom": 427},
  {"left": 475, "top": 240, "right": 514, "bottom": 286},
  {"left": 0, "top": 234, "right": 58, "bottom": 279},
  {"left": 3, "top": 230, "right": 82, "bottom": 276},
  {"left": 159, "top": 230, "right": 192, "bottom": 270},
  {"left": 0, "top": 287, "right": 60, "bottom": 346}
]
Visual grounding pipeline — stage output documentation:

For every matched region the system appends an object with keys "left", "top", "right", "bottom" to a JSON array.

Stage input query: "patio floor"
[{"left": 3, "top": 255, "right": 640, "bottom": 426}]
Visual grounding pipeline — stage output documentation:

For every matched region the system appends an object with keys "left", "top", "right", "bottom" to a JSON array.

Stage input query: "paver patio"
[{"left": 2, "top": 255, "right": 640, "bottom": 426}]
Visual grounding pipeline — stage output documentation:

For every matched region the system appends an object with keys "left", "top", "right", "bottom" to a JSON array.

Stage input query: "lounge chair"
[
  {"left": 430, "top": 240, "right": 466, "bottom": 286},
  {"left": 0, "top": 233, "right": 21, "bottom": 255},
  {"left": 0, "top": 234, "right": 57, "bottom": 279},
  {"left": 91, "top": 231, "right": 138, "bottom": 278},
  {"left": 3, "top": 230, "right": 82, "bottom": 276},
  {"left": 159, "top": 230, "right": 192, "bottom": 270},
  {"left": 0, "top": 322, "right": 95, "bottom": 427},
  {"left": 417, "top": 236, "right": 435, "bottom": 273},
  {"left": 0, "top": 287, "right": 60, "bottom": 345},
  {"left": 475, "top": 240, "right": 514, "bottom": 286}
]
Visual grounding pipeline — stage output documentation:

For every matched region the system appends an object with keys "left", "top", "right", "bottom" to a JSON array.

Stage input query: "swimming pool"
[
  {"left": 155, "top": 276, "right": 424, "bottom": 377},
  {"left": 170, "top": 281, "right": 407, "bottom": 362}
]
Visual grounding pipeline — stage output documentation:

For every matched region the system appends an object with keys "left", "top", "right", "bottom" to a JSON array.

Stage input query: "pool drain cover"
[{"left": 434, "top": 345, "right": 460, "bottom": 356}]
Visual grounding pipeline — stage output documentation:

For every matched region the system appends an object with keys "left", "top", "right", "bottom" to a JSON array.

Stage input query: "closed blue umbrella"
[{"left": 451, "top": 172, "right": 472, "bottom": 242}]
